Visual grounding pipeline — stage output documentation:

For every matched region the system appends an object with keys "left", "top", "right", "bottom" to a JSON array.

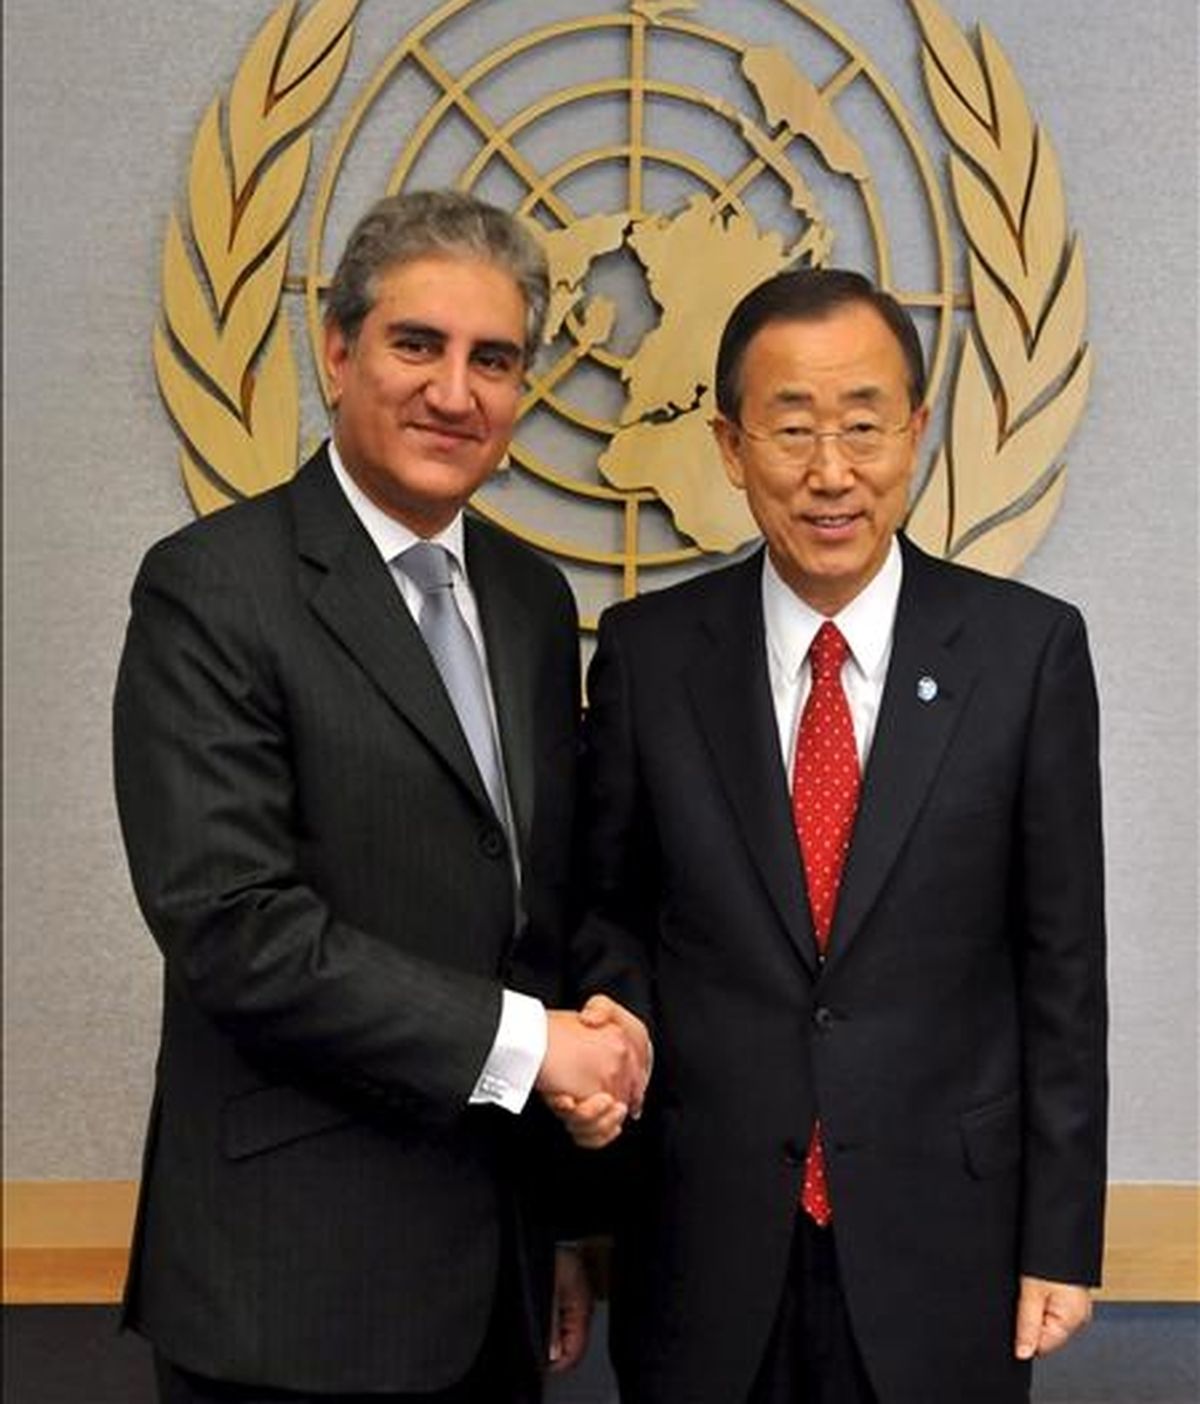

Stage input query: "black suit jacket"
[
  {"left": 575, "top": 538, "right": 1107, "bottom": 1404},
  {"left": 113, "top": 447, "right": 581, "bottom": 1392}
]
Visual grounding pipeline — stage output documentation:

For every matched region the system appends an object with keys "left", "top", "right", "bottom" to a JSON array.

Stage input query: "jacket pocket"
[
  {"left": 959, "top": 1092, "right": 1021, "bottom": 1179},
  {"left": 221, "top": 1082, "right": 353, "bottom": 1161}
]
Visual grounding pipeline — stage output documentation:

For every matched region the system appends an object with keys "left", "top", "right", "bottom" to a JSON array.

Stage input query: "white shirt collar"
[
  {"left": 762, "top": 537, "right": 903, "bottom": 685},
  {"left": 327, "top": 440, "right": 467, "bottom": 573}
]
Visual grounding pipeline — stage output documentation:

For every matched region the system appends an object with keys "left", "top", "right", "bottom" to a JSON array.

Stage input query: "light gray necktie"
[{"left": 398, "top": 541, "right": 508, "bottom": 822}]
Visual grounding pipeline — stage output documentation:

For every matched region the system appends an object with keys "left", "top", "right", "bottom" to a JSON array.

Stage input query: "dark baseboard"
[
  {"left": 3, "top": 1306, "right": 152, "bottom": 1404},
  {"left": 0, "top": 1305, "right": 621, "bottom": 1404},
  {"left": 3, "top": 1304, "right": 1197, "bottom": 1403}
]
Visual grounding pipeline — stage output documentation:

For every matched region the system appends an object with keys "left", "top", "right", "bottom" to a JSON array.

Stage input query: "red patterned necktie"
[{"left": 791, "top": 621, "right": 860, "bottom": 1226}]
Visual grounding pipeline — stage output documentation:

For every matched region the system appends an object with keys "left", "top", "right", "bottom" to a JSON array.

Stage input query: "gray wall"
[{"left": 3, "top": 0, "right": 1197, "bottom": 1183}]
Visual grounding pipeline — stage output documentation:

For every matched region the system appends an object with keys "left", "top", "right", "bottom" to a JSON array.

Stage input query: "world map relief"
[{"left": 528, "top": 46, "right": 858, "bottom": 552}]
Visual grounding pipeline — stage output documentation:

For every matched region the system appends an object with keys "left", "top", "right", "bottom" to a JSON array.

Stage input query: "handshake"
[{"left": 536, "top": 995, "right": 652, "bottom": 1149}]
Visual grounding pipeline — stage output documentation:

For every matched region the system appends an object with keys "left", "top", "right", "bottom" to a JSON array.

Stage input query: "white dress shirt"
[
  {"left": 328, "top": 444, "right": 546, "bottom": 1114},
  {"left": 761, "top": 537, "right": 903, "bottom": 777}
]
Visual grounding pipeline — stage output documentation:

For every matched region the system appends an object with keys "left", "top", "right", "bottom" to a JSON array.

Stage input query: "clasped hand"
[{"left": 536, "top": 995, "right": 651, "bottom": 1149}]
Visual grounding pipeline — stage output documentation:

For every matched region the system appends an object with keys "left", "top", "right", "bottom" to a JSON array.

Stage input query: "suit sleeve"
[
  {"left": 570, "top": 608, "right": 656, "bottom": 1027},
  {"left": 113, "top": 534, "right": 502, "bottom": 1128},
  {"left": 1016, "top": 605, "right": 1108, "bottom": 1283}
]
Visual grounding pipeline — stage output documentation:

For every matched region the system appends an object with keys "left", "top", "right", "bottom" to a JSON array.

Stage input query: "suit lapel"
[
  {"left": 466, "top": 520, "right": 535, "bottom": 859},
  {"left": 289, "top": 449, "right": 493, "bottom": 816},
  {"left": 825, "top": 538, "right": 979, "bottom": 968},
  {"left": 683, "top": 553, "right": 820, "bottom": 974}
]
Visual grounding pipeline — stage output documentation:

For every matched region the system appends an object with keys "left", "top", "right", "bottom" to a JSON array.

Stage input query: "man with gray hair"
[{"left": 114, "top": 190, "right": 650, "bottom": 1403}]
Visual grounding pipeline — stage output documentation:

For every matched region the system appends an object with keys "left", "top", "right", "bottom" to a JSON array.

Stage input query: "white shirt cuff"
[{"left": 469, "top": 989, "right": 548, "bottom": 1113}]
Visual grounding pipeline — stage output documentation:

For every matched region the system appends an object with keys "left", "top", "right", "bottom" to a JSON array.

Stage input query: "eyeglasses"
[{"left": 736, "top": 416, "right": 916, "bottom": 467}]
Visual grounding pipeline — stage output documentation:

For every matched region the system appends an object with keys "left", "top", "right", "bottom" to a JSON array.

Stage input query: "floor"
[{"left": 3, "top": 1303, "right": 1197, "bottom": 1403}]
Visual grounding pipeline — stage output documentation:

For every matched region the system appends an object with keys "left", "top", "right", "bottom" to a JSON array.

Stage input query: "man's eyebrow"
[
  {"left": 471, "top": 337, "right": 524, "bottom": 359},
  {"left": 767, "top": 386, "right": 888, "bottom": 409},
  {"left": 839, "top": 385, "right": 886, "bottom": 405},
  {"left": 380, "top": 322, "right": 522, "bottom": 359},
  {"left": 770, "top": 388, "right": 815, "bottom": 409},
  {"left": 385, "top": 319, "right": 445, "bottom": 340}
]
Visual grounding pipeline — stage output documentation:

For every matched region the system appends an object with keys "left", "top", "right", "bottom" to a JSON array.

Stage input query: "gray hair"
[{"left": 324, "top": 190, "right": 550, "bottom": 361}]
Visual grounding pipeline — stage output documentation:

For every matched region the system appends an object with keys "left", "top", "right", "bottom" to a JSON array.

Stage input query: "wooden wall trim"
[
  {"left": 4, "top": 1180, "right": 137, "bottom": 1305},
  {"left": 3, "top": 1179, "right": 1197, "bottom": 1305},
  {"left": 1096, "top": 1183, "right": 1200, "bottom": 1303}
]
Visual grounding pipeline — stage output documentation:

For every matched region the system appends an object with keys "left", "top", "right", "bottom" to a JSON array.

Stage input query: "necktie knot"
[
  {"left": 398, "top": 540, "right": 454, "bottom": 594},
  {"left": 809, "top": 620, "right": 849, "bottom": 681}
]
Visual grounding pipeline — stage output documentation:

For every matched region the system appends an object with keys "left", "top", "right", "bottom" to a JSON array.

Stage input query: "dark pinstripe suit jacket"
[{"left": 114, "top": 446, "right": 580, "bottom": 1393}]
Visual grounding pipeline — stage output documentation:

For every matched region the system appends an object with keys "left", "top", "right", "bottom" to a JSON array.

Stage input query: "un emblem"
[{"left": 154, "top": 0, "right": 1091, "bottom": 628}]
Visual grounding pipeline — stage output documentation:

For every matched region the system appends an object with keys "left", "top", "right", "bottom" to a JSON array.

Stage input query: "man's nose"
[
  {"left": 424, "top": 355, "right": 473, "bottom": 415},
  {"left": 805, "top": 435, "right": 855, "bottom": 490}
]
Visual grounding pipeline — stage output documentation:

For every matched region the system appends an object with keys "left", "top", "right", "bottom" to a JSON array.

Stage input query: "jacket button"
[
  {"left": 813, "top": 1006, "right": 835, "bottom": 1032},
  {"left": 479, "top": 827, "right": 507, "bottom": 859}
]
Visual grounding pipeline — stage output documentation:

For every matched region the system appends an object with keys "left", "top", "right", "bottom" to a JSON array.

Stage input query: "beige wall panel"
[{"left": 2, "top": 0, "right": 1196, "bottom": 1208}]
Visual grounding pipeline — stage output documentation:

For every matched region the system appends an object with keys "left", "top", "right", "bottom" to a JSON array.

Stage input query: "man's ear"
[
  {"left": 711, "top": 415, "right": 747, "bottom": 491},
  {"left": 323, "top": 320, "right": 350, "bottom": 405}
]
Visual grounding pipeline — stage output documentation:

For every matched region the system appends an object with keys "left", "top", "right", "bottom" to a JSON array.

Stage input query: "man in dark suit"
[
  {"left": 114, "top": 190, "right": 649, "bottom": 1404},
  {"left": 569, "top": 269, "right": 1107, "bottom": 1402}
]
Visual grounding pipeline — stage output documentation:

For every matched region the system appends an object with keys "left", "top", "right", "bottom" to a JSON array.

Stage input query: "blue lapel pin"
[{"left": 916, "top": 675, "right": 939, "bottom": 703}]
